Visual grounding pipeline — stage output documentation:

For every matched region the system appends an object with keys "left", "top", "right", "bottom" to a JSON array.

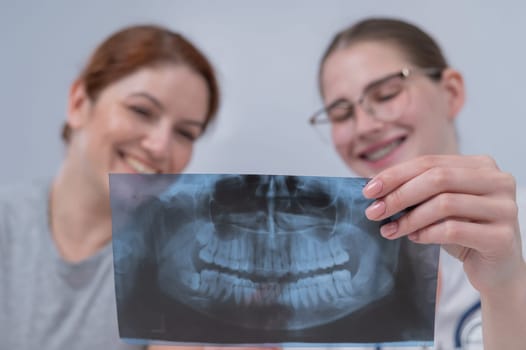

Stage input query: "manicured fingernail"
[
  {"left": 363, "top": 179, "right": 382, "bottom": 197},
  {"left": 365, "top": 200, "right": 386, "bottom": 219},
  {"left": 380, "top": 221, "right": 398, "bottom": 237}
]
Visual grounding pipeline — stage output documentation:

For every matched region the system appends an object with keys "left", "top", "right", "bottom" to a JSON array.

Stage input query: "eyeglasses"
[{"left": 308, "top": 67, "right": 443, "bottom": 143}]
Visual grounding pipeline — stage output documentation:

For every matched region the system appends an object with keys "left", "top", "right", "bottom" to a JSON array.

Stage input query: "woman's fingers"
[
  {"left": 406, "top": 220, "right": 520, "bottom": 279},
  {"left": 405, "top": 220, "right": 517, "bottom": 255},
  {"left": 365, "top": 166, "right": 516, "bottom": 221},
  {"left": 379, "top": 193, "right": 518, "bottom": 239},
  {"left": 363, "top": 154, "right": 500, "bottom": 199}
]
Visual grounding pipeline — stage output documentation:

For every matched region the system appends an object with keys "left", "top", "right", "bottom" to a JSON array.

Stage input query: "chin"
[
  {"left": 360, "top": 138, "right": 413, "bottom": 175},
  {"left": 345, "top": 159, "right": 382, "bottom": 178}
]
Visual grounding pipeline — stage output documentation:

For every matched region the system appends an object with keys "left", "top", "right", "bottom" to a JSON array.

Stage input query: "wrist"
[{"left": 480, "top": 259, "right": 526, "bottom": 305}]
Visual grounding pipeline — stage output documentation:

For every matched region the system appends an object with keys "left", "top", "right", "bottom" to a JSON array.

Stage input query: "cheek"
[
  {"left": 170, "top": 144, "right": 194, "bottom": 173},
  {"left": 332, "top": 124, "right": 356, "bottom": 162},
  {"left": 403, "top": 86, "right": 446, "bottom": 126},
  {"left": 84, "top": 109, "right": 120, "bottom": 147},
  {"left": 406, "top": 100, "right": 443, "bottom": 134},
  {"left": 103, "top": 112, "right": 138, "bottom": 140},
  {"left": 333, "top": 137, "right": 354, "bottom": 169},
  {"left": 398, "top": 99, "right": 449, "bottom": 155},
  {"left": 396, "top": 98, "right": 421, "bottom": 125},
  {"left": 331, "top": 123, "right": 352, "bottom": 148}
]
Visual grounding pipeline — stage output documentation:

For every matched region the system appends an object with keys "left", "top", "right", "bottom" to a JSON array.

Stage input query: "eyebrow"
[
  {"left": 128, "top": 92, "right": 165, "bottom": 112},
  {"left": 329, "top": 71, "right": 402, "bottom": 106},
  {"left": 363, "top": 71, "right": 403, "bottom": 94}
]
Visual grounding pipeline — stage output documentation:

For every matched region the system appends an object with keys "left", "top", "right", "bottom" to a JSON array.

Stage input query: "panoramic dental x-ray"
[{"left": 110, "top": 174, "right": 440, "bottom": 347}]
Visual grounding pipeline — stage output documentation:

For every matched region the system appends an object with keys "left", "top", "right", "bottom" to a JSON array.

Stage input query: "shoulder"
[
  {"left": 0, "top": 178, "right": 50, "bottom": 207},
  {"left": 0, "top": 178, "right": 51, "bottom": 237}
]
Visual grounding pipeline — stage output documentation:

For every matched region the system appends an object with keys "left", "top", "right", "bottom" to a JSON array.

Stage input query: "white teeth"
[
  {"left": 243, "top": 285, "right": 254, "bottom": 306},
  {"left": 180, "top": 271, "right": 200, "bottom": 291},
  {"left": 329, "top": 238, "right": 350, "bottom": 265},
  {"left": 199, "top": 270, "right": 218, "bottom": 295},
  {"left": 280, "top": 284, "right": 292, "bottom": 305},
  {"left": 364, "top": 139, "right": 402, "bottom": 161},
  {"left": 198, "top": 235, "right": 218, "bottom": 263},
  {"left": 123, "top": 155, "right": 157, "bottom": 174},
  {"left": 290, "top": 239, "right": 303, "bottom": 274},
  {"left": 198, "top": 247, "right": 213, "bottom": 263},
  {"left": 238, "top": 238, "right": 250, "bottom": 272},
  {"left": 234, "top": 284, "right": 243, "bottom": 304},
  {"left": 305, "top": 241, "right": 318, "bottom": 272},
  {"left": 289, "top": 285, "right": 300, "bottom": 309},
  {"left": 298, "top": 279, "right": 311, "bottom": 308},
  {"left": 262, "top": 283, "right": 280, "bottom": 305},
  {"left": 198, "top": 234, "right": 351, "bottom": 273},
  {"left": 319, "top": 274, "right": 337, "bottom": 302},
  {"left": 279, "top": 244, "right": 290, "bottom": 271},
  {"left": 305, "top": 278, "right": 318, "bottom": 307},
  {"left": 228, "top": 237, "right": 240, "bottom": 270},
  {"left": 263, "top": 247, "right": 272, "bottom": 271},
  {"left": 187, "top": 269, "right": 362, "bottom": 308},
  {"left": 218, "top": 274, "right": 234, "bottom": 301},
  {"left": 317, "top": 243, "right": 333, "bottom": 269},
  {"left": 196, "top": 225, "right": 214, "bottom": 245},
  {"left": 214, "top": 240, "right": 230, "bottom": 268},
  {"left": 239, "top": 279, "right": 256, "bottom": 306},
  {"left": 333, "top": 270, "right": 353, "bottom": 296}
]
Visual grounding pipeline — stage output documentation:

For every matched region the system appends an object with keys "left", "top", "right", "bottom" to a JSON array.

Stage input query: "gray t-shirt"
[{"left": 0, "top": 179, "right": 143, "bottom": 350}]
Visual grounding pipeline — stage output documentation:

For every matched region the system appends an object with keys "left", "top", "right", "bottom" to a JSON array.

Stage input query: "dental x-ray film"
[{"left": 110, "top": 174, "right": 439, "bottom": 347}]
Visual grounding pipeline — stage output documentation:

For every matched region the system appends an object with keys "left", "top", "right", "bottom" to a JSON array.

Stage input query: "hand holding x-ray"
[
  {"left": 362, "top": 154, "right": 526, "bottom": 349},
  {"left": 362, "top": 154, "right": 522, "bottom": 293}
]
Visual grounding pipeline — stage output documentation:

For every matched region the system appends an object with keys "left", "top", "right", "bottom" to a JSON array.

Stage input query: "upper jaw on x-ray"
[{"left": 153, "top": 175, "right": 400, "bottom": 330}]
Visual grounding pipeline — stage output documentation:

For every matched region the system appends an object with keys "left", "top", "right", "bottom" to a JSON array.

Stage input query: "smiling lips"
[
  {"left": 359, "top": 136, "right": 405, "bottom": 162},
  {"left": 121, "top": 152, "right": 160, "bottom": 174}
]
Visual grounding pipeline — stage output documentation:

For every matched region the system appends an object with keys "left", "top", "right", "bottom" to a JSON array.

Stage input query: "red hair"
[{"left": 63, "top": 24, "right": 220, "bottom": 142}]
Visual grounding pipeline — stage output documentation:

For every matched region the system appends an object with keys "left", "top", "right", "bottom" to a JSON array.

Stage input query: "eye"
[
  {"left": 129, "top": 105, "right": 155, "bottom": 120},
  {"left": 173, "top": 128, "right": 199, "bottom": 142},
  {"left": 328, "top": 100, "right": 354, "bottom": 123},
  {"left": 369, "top": 80, "right": 404, "bottom": 103},
  {"left": 372, "top": 89, "right": 401, "bottom": 102}
]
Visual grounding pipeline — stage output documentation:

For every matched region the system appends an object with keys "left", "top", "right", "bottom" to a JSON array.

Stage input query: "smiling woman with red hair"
[{"left": 0, "top": 24, "right": 220, "bottom": 350}]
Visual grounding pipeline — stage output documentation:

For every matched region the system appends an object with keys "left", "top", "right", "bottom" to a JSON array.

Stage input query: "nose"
[
  {"left": 141, "top": 123, "right": 172, "bottom": 162},
  {"left": 352, "top": 104, "right": 384, "bottom": 136},
  {"left": 332, "top": 105, "right": 383, "bottom": 146}
]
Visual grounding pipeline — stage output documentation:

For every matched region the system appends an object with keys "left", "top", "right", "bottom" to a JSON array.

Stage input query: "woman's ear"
[
  {"left": 67, "top": 80, "right": 91, "bottom": 130},
  {"left": 440, "top": 68, "right": 466, "bottom": 120}
]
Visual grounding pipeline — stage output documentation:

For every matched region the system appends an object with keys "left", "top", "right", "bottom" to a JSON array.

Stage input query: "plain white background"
[{"left": 1, "top": 1, "right": 525, "bottom": 184}]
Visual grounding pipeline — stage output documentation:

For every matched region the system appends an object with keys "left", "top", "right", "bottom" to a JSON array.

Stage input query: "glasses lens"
[
  {"left": 364, "top": 75, "right": 409, "bottom": 121},
  {"left": 311, "top": 100, "right": 352, "bottom": 144},
  {"left": 311, "top": 115, "right": 333, "bottom": 144}
]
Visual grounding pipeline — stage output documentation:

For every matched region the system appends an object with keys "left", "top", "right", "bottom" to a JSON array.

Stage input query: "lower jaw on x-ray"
[{"left": 110, "top": 174, "right": 438, "bottom": 345}]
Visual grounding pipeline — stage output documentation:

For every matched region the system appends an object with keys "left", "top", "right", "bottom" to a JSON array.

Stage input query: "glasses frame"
[{"left": 309, "top": 67, "right": 443, "bottom": 126}]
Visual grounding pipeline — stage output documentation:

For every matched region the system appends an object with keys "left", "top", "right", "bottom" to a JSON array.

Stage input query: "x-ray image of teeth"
[{"left": 110, "top": 174, "right": 440, "bottom": 347}]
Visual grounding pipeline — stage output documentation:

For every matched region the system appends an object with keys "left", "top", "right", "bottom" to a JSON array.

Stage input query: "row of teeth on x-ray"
[
  {"left": 181, "top": 269, "right": 355, "bottom": 307},
  {"left": 197, "top": 230, "right": 350, "bottom": 274}
]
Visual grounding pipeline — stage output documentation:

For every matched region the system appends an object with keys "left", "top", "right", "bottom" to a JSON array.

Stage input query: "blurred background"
[{"left": 1, "top": 0, "right": 525, "bottom": 184}]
